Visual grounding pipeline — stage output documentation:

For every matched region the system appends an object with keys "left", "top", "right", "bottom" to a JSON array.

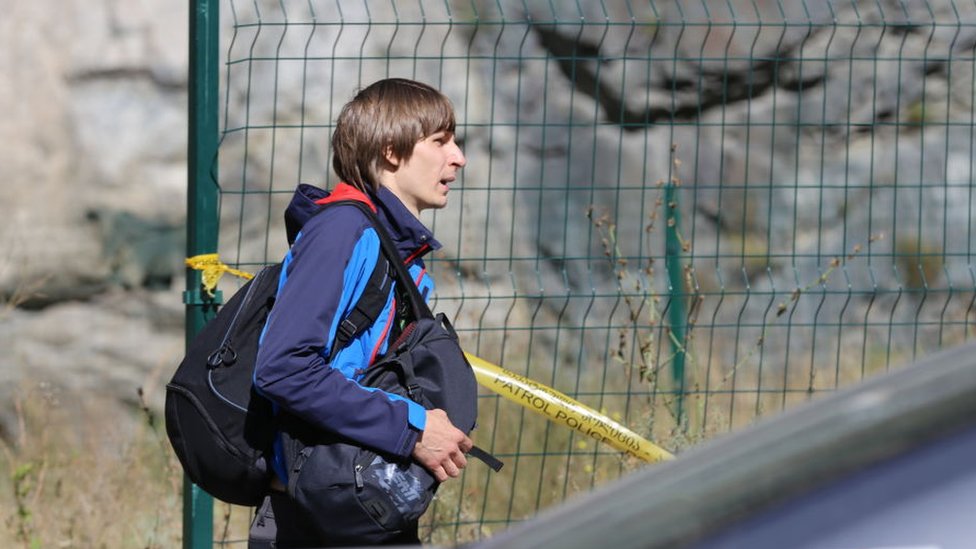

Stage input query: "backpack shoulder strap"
[
  {"left": 323, "top": 198, "right": 432, "bottom": 325},
  {"left": 339, "top": 200, "right": 432, "bottom": 321},
  {"left": 312, "top": 198, "right": 396, "bottom": 363},
  {"left": 297, "top": 192, "right": 417, "bottom": 358},
  {"left": 322, "top": 197, "right": 420, "bottom": 362},
  {"left": 329, "top": 254, "right": 392, "bottom": 362}
]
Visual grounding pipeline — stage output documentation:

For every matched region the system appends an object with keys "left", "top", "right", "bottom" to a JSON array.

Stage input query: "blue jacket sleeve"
[{"left": 254, "top": 208, "right": 423, "bottom": 458}]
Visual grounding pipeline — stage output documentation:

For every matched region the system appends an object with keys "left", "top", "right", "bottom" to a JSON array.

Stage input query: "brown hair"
[{"left": 332, "top": 78, "right": 456, "bottom": 193}]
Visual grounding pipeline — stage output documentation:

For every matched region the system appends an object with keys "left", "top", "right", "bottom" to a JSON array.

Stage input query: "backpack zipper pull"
[
  {"left": 293, "top": 447, "right": 312, "bottom": 474},
  {"left": 354, "top": 463, "right": 365, "bottom": 489}
]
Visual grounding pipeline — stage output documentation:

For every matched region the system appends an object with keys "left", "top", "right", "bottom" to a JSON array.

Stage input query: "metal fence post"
[
  {"left": 184, "top": 0, "right": 220, "bottom": 546},
  {"left": 665, "top": 182, "right": 687, "bottom": 427}
]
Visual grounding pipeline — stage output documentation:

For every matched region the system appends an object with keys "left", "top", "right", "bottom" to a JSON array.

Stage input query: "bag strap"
[
  {"left": 333, "top": 200, "right": 433, "bottom": 323},
  {"left": 335, "top": 200, "right": 503, "bottom": 472},
  {"left": 468, "top": 446, "right": 504, "bottom": 472},
  {"left": 329, "top": 255, "right": 393, "bottom": 363},
  {"left": 311, "top": 199, "right": 396, "bottom": 363}
]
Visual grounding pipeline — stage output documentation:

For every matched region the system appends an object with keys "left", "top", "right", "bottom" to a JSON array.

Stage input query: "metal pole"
[
  {"left": 665, "top": 182, "right": 687, "bottom": 427},
  {"left": 185, "top": 0, "right": 220, "bottom": 546}
]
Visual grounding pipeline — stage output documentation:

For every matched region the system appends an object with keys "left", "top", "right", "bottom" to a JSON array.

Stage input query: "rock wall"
[{"left": 0, "top": 0, "right": 188, "bottom": 433}]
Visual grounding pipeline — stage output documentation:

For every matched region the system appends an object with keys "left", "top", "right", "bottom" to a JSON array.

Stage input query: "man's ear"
[{"left": 383, "top": 145, "right": 400, "bottom": 168}]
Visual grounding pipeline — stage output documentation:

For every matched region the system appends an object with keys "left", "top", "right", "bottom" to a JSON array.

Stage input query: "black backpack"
[
  {"left": 165, "top": 198, "right": 499, "bottom": 510},
  {"left": 165, "top": 261, "right": 280, "bottom": 505},
  {"left": 277, "top": 201, "right": 501, "bottom": 545},
  {"left": 166, "top": 199, "right": 391, "bottom": 506}
]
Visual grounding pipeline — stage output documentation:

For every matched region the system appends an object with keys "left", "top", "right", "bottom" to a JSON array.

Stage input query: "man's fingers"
[
  {"left": 413, "top": 409, "right": 476, "bottom": 482},
  {"left": 452, "top": 451, "right": 468, "bottom": 471},
  {"left": 433, "top": 468, "right": 448, "bottom": 482},
  {"left": 444, "top": 459, "right": 462, "bottom": 478}
]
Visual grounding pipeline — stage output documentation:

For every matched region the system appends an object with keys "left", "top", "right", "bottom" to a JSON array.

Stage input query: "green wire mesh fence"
[{"left": 190, "top": 0, "right": 976, "bottom": 545}]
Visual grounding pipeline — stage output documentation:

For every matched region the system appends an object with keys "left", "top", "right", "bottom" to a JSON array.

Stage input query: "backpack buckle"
[
  {"left": 338, "top": 318, "right": 358, "bottom": 340},
  {"left": 207, "top": 344, "right": 237, "bottom": 368}
]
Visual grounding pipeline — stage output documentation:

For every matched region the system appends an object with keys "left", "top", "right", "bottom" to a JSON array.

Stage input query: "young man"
[{"left": 248, "top": 78, "right": 470, "bottom": 547}]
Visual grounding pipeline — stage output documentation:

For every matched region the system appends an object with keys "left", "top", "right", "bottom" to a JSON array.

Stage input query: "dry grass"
[
  {"left": 0, "top": 380, "right": 262, "bottom": 548},
  {"left": 0, "top": 383, "right": 182, "bottom": 548}
]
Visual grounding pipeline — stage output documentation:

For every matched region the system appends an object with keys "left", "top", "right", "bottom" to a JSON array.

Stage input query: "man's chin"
[{"left": 420, "top": 199, "right": 449, "bottom": 213}]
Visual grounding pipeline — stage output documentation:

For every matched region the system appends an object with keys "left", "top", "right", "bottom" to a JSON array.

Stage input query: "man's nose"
[{"left": 451, "top": 142, "right": 466, "bottom": 168}]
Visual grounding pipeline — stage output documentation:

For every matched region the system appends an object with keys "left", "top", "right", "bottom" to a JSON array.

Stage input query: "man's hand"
[{"left": 412, "top": 409, "right": 473, "bottom": 482}]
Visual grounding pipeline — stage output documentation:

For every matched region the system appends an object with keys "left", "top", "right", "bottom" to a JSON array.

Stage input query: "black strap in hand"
[{"left": 469, "top": 445, "right": 504, "bottom": 472}]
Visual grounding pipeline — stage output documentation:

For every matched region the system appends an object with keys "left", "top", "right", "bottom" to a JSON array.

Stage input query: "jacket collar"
[
  {"left": 372, "top": 185, "right": 441, "bottom": 260},
  {"left": 284, "top": 182, "right": 440, "bottom": 260}
]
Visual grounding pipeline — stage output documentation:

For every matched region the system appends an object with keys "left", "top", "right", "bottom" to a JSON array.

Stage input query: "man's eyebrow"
[{"left": 430, "top": 130, "right": 457, "bottom": 141}]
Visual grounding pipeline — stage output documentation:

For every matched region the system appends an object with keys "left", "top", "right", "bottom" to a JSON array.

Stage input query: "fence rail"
[{"left": 187, "top": 0, "right": 976, "bottom": 546}]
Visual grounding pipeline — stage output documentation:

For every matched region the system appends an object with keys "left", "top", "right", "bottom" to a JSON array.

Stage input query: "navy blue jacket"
[{"left": 254, "top": 183, "right": 439, "bottom": 481}]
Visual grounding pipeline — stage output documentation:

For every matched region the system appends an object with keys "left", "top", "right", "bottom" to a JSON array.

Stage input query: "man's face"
[{"left": 384, "top": 131, "right": 466, "bottom": 217}]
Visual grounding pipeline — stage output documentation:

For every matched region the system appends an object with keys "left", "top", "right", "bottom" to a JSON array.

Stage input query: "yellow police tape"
[
  {"left": 183, "top": 255, "right": 672, "bottom": 462},
  {"left": 464, "top": 353, "right": 673, "bottom": 463},
  {"left": 185, "top": 254, "right": 255, "bottom": 297}
]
